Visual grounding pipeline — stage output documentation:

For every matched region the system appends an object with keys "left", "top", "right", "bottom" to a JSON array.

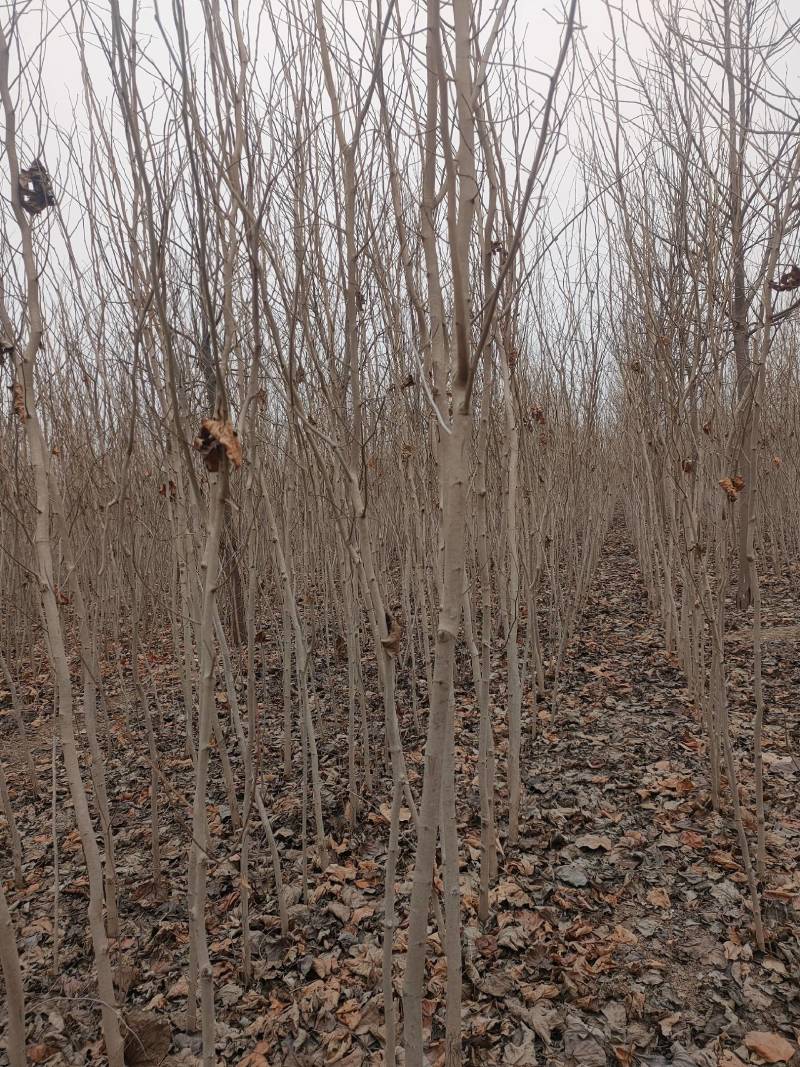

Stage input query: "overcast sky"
[{"left": 27, "top": 0, "right": 636, "bottom": 110}]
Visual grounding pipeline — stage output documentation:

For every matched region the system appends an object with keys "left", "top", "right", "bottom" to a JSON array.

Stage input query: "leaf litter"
[{"left": 1, "top": 525, "right": 799, "bottom": 1065}]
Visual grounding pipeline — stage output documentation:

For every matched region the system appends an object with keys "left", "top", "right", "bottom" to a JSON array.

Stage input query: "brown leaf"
[
  {"left": 237, "top": 1042, "right": 271, "bottom": 1067},
  {"left": 507, "top": 998, "right": 556, "bottom": 1045},
  {"left": 678, "top": 830, "right": 704, "bottom": 848},
  {"left": 328, "top": 900, "right": 351, "bottom": 923},
  {"left": 114, "top": 959, "right": 140, "bottom": 998},
  {"left": 743, "top": 1033, "right": 796, "bottom": 1063},
  {"left": 378, "top": 801, "right": 411, "bottom": 824},
  {"left": 123, "top": 1009, "right": 171, "bottom": 1066},
  {"left": 768, "top": 264, "right": 800, "bottom": 292},
  {"left": 647, "top": 887, "right": 670, "bottom": 909},
  {"left": 19, "top": 159, "right": 56, "bottom": 214},
  {"left": 610, "top": 924, "right": 638, "bottom": 946},
  {"left": 710, "top": 850, "right": 740, "bottom": 871},
  {"left": 193, "top": 418, "right": 243, "bottom": 471},
  {"left": 325, "top": 863, "right": 357, "bottom": 881},
  {"left": 351, "top": 905, "right": 375, "bottom": 926},
  {"left": 719, "top": 1053, "right": 747, "bottom": 1067},
  {"left": 719, "top": 477, "right": 739, "bottom": 502},
  {"left": 658, "top": 1013, "right": 681, "bottom": 1037},
  {"left": 528, "top": 982, "right": 560, "bottom": 1002},
  {"left": 166, "top": 975, "right": 188, "bottom": 999},
  {"left": 658, "top": 776, "right": 695, "bottom": 795},
  {"left": 381, "top": 609, "right": 402, "bottom": 657},
  {"left": 575, "top": 833, "right": 613, "bottom": 851},
  {"left": 27, "top": 1045, "right": 59, "bottom": 1064},
  {"left": 306, "top": 956, "right": 331, "bottom": 981},
  {"left": 12, "top": 381, "right": 26, "bottom": 421}
]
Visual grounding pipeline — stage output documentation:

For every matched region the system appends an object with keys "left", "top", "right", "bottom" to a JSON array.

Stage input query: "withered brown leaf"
[
  {"left": 12, "top": 382, "right": 26, "bottom": 421},
  {"left": 123, "top": 1009, "right": 171, "bottom": 1066},
  {"left": 193, "top": 418, "right": 243, "bottom": 471},
  {"left": 768, "top": 264, "right": 800, "bottom": 293},
  {"left": 381, "top": 609, "right": 402, "bottom": 658}
]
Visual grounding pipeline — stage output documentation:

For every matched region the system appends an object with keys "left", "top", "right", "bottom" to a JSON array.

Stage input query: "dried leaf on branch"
[
  {"left": 193, "top": 418, "right": 243, "bottom": 471},
  {"left": 12, "top": 381, "right": 26, "bottom": 421},
  {"left": 719, "top": 475, "right": 744, "bottom": 502},
  {"left": 768, "top": 264, "right": 800, "bottom": 292},
  {"left": 19, "top": 159, "right": 57, "bottom": 215},
  {"left": 381, "top": 609, "right": 402, "bottom": 657}
]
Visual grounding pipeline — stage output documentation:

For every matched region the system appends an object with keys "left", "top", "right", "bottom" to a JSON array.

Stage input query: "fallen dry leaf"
[
  {"left": 123, "top": 1010, "right": 171, "bottom": 1066},
  {"left": 678, "top": 830, "right": 704, "bottom": 848},
  {"left": 647, "top": 887, "right": 670, "bottom": 909},
  {"left": 576, "top": 833, "right": 613, "bottom": 851},
  {"left": 743, "top": 1032, "right": 796, "bottom": 1063},
  {"left": 719, "top": 1053, "right": 747, "bottom": 1067},
  {"left": 27, "top": 1046, "right": 59, "bottom": 1064}
]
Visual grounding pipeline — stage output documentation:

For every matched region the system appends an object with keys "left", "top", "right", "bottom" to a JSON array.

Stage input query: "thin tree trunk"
[{"left": 0, "top": 878, "right": 26, "bottom": 1067}]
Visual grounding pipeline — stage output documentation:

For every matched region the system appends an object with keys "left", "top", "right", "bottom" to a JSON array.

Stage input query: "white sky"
[
  {"left": 10, "top": 0, "right": 647, "bottom": 243},
  {"left": 26, "top": 0, "right": 637, "bottom": 110}
]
